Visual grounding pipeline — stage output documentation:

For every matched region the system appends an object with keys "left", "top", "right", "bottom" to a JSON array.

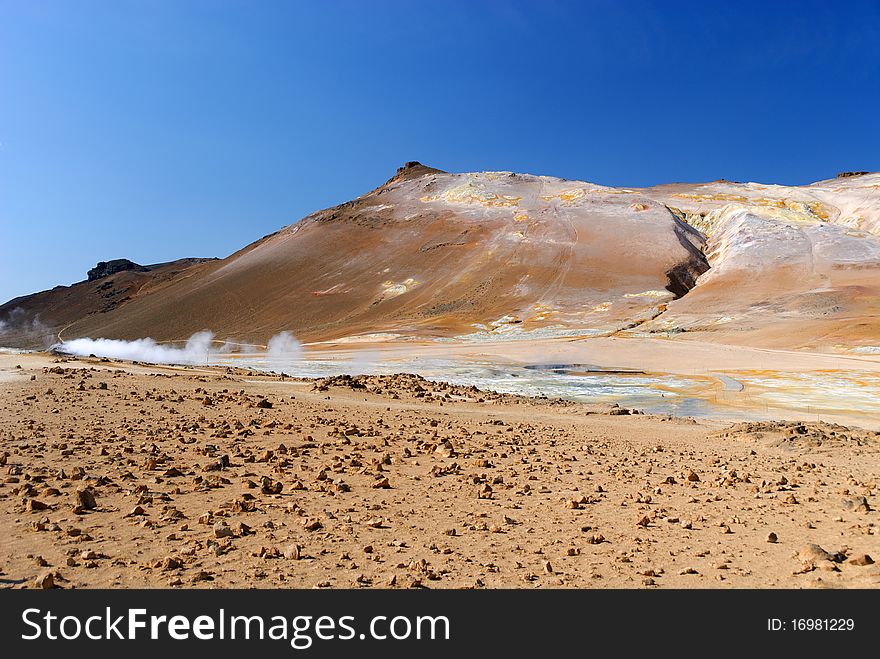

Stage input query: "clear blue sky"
[{"left": 2, "top": 0, "right": 879, "bottom": 303}]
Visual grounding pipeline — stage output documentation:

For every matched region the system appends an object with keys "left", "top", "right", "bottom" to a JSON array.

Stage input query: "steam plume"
[
  {"left": 0, "top": 308, "right": 55, "bottom": 348},
  {"left": 267, "top": 330, "right": 302, "bottom": 358},
  {"left": 54, "top": 331, "right": 215, "bottom": 364},
  {"left": 52, "top": 330, "right": 303, "bottom": 366}
]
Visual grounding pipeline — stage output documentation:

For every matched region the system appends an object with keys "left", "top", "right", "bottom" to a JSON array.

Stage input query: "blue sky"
[{"left": 1, "top": 0, "right": 879, "bottom": 303}]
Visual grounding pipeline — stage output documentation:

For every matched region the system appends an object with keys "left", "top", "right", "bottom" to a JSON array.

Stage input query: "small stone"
[
  {"left": 301, "top": 518, "right": 323, "bottom": 531},
  {"left": 260, "top": 477, "right": 283, "bottom": 495},
  {"left": 848, "top": 553, "right": 874, "bottom": 566},
  {"left": 798, "top": 544, "right": 833, "bottom": 564},
  {"left": 161, "top": 557, "right": 182, "bottom": 570},
  {"left": 34, "top": 572, "right": 56, "bottom": 589},
  {"left": 843, "top": 496, "right": 871, "bottom": 513},
  {"left": 767, "top": 532, "right": 778, "bottom": 543},
  {"left": 636, "top": 515, "right": 650, "bottom": 527},
  {"left": 372, "top": 476, "right": 391, "bottom": 489},
  {"left": 284, "top": 544, "right": 303, "bottom": 560},
  {"left": 26, "top": 499, "right": 50, "bottom": 512},
  {"left": 681, "top": 520, "right": 693, "bottom": 530},
  {"left": 543, "top": 560, "right": 553, "bottom": 574},
  {"left": 686, "top": 471, "right": 700, "bottom": 482},
  {"left": 74, "top": 488, "right": 97, "bottom": 511},
  {"left": 213, "top": 521, "right": 234, "bottom": 538}
]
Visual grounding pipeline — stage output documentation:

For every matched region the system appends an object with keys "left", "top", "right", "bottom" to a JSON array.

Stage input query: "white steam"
[
  {"left": 52, "top": 330, "right": 304, "bottom": 366},
  {"left": 267, "top": 330, "right": 302, "bottom": 358},
  {"left": 55, "top": 331, "right": 216, "bottom": 364},
  {"left": 0, "top": 308, "right": 54, "bottom": 347}
]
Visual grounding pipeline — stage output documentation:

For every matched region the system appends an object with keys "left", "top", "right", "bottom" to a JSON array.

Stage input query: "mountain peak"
[{"left": 385, "top": 161, "right": 446, "bottom": 185}]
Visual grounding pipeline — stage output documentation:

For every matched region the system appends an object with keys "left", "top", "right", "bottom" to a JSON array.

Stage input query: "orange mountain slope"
[{"left": 3, "top": 164, "right": 880, "bottom": 352}]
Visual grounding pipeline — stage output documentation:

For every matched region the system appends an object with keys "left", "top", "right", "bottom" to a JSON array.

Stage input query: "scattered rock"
[
  {"left": 26, "top": 499, "right": 50, "bottom": 512},
  {"left": 848, "top": 553, "right": 874, "bottom": 566},
  {"left": 260, "top": 477, "right": 283, "bottom": 495},
  {"left": 213, "top": 522, "right": 234, "bottom": 538},
  {"left": 74, "top": 488, "right": 97, "bottom": 511},
  {"left": 843, "top": 496, "right": 871, "bottom": 513},
  {"left": 798, "top": 544, "right": 833, "bottom": 564},
  {"left": 34, "top": 572, "right": 56, "bottom": 589}
]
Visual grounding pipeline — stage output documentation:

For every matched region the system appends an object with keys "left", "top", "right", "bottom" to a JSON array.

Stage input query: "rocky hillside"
[{"left": 2, "top": 164, "right": 879, "bottom": 351}]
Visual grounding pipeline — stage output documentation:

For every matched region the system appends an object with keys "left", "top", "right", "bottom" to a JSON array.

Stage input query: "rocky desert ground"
[{"left": 2, "top": 352, "right": 878, "bottom": 589}]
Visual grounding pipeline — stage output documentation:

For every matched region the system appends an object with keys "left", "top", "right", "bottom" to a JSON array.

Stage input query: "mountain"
[
  {"left": 2, "top": 163, "right": 880, "bottom": 352},
  {"left": 0, "top": 258, "right": 216, "bottom": 348}
]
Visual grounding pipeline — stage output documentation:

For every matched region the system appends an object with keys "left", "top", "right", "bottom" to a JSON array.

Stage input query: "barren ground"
[{"left": 1, "top": 353, "right": 878, "bottom": 589}]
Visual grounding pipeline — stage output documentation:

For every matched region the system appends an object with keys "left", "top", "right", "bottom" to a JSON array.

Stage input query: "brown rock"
[
  {"left": 34, "top": 572, "right": 56, "bottom": 589},
  {"left": 848, "top": 553, "right": 874, "bottom": 566},
  {"left": 26, "top": 499, "right": 50, "bottom": 512},
  {"left": 843, "top": 496, "right": 871, "bottom": 513},
  {"left": 162, "top": 557, "right": 183, "bottom": 570},
  {"left": 74, "top": 488, "right": 97, "bottom": 511},
  {"left": 798, "top": 543, "right": 833, "bottom": 564},
  {"left": 260, "top": 477, "right": 283, "bottom": 495},
  {"left": 213, "top": 521, "right": 234, "bottom": 538}
]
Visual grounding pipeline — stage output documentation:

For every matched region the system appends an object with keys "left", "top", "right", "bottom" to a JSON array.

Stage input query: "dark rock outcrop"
[{"left": 87, "top": 259, "right": 147, "bottom": 281}]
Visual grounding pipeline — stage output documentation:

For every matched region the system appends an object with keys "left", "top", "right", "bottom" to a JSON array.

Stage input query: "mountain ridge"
[{"left": 2, "top": 164, "right": 880, "bottom": 352}]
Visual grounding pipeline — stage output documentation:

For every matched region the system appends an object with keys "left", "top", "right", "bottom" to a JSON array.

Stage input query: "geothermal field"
[{"left": 2, "top": 164, "right": 880, "bottom": 588}]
